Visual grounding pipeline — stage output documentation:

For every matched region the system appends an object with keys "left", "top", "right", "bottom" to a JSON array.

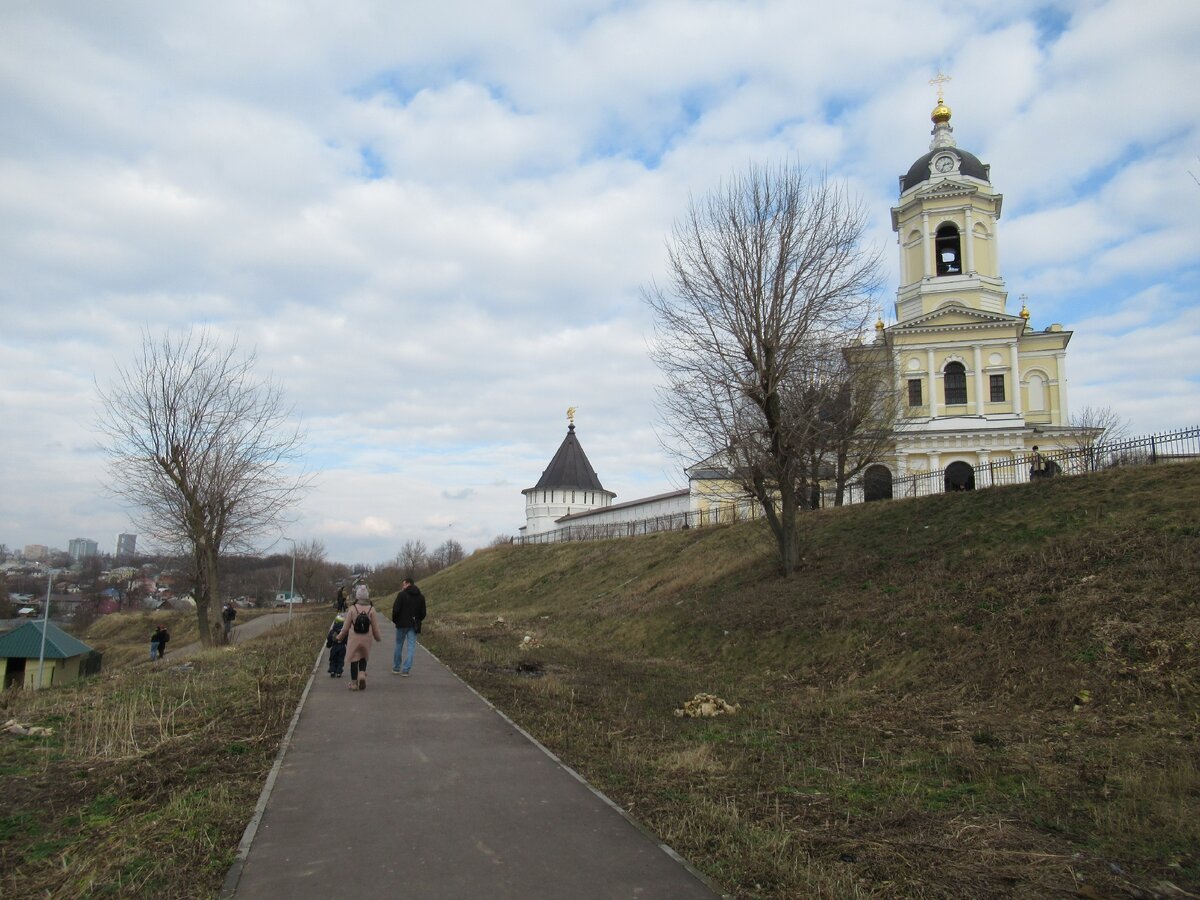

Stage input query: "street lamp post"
[
  {"left": 282, "top": 536, "right": 297, "bottom": 623},
  {"left": 36, "top": 571, "right": 52, "bottom": 690}
]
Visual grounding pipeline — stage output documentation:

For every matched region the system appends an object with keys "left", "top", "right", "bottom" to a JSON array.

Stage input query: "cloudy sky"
[{"left": 2, "top": 0, "right": 1197, "bottom": 566}]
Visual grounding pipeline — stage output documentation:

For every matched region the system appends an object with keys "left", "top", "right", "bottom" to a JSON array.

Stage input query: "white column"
[
  {"left": 927, "top": 348, "right": 939, "bottom": 418},
  {"left": 922, "top": 212, "right": 933, "bottom": 278},
  {"left": 964, "top": 207, "right": 975, "bottom": 273},
  {"left": 1009, "top": 341, "right": 1022, "bottom": 415},
  {"left": 895, "top": 451, "right": 908, "bottom": 478},
  {"left": 1055, "top": 351, "right": 1069, "bottom": 423},
  {"left": 973, "top": 344, "right": 985, "bottom": 415}
]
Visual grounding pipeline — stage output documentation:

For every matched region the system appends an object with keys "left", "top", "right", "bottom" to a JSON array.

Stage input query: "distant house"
[{"left": 0, "top": 620, "right": 98, "bottom": 690}]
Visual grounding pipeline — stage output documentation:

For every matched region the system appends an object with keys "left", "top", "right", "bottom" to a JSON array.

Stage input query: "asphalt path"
[{"left": 221, "top": 615, "right": 724, "bottom": 899}]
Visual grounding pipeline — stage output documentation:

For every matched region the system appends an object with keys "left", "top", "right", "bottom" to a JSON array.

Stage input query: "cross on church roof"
[{"left": 929, "top": 70, "right": 952, "bottom": 102}]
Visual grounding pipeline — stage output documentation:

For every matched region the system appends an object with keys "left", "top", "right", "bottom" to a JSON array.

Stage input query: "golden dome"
[
  {"left": 931, "top": 100, "right": 951, "bottom": 124},
  {"left": 1019, "top": 303, "right": 1031, "bottom": 320},
  {"left": 875, "top": 317, "right": 886, "bottom": 331}
]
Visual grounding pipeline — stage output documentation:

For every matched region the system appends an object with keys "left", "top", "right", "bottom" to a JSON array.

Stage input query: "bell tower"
[{"left": 890, "top": 83, "right": 1007, "bottom": 324}]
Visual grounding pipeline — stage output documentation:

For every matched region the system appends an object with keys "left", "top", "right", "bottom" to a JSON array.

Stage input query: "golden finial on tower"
[
  {"left": 929, "top": 69, "right": 952, "bottom": 123},
  {"left": 567, "top": 406, "right": 577, "bottom": 426},
  {"left": 1018, "top": 293, "right": 1031, "bottom": 321}
]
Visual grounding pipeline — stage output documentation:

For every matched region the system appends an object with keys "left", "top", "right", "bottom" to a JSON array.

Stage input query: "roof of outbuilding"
[
  {"left": 530, "top": 424, "right": 607, "bottom": 492},
  {"left": 0, "top": 620, "right": 94, "bottom": 659}
]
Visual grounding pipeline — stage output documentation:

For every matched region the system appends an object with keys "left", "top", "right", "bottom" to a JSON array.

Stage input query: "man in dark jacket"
[{"left": 391, "top": 578, "right": 426, "bottom": 676}]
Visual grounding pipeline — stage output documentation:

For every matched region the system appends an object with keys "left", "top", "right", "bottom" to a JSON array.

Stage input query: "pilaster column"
[
  {"left": 973, "top": 344, "right": 985, "bottom": 415},
  {"left": 927, "top": 348, "right": 939, "bottom": 418},
  {"left": 922, "top": 211, "right": 933, "bottom": 278},
  {"left": 1009, "top": 341, "right": 1022, "bottom": 415},
  {"left": 1055, "top": 351, "right": 1068, "bottom": 423},
  {"left": 964, "top": 207, "right": 975, "bottom": 273}
]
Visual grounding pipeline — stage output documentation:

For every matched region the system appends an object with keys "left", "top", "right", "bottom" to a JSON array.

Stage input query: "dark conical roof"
[{"left": 532, "top": 425, "right": 606, "bottom": 491}]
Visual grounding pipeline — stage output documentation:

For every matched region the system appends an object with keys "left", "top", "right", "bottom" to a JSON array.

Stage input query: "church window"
[
  {"left": 989, "top": 374, "right": 1005, "bottom": 402},
  {"left": 571, "top": 491, "right": 576, "bottom": 503},
  {"left": 907, "top": 379, "right": 923, "bottom": 407},
  {"left": 935, "top": 223, "right": 962, "bottom": 276},
  {"left": 944, "top": 362, "right": 967, "bottom": 405},
  {"left": 1028, "top": 373, "right": 1047, "bottom": 410}
]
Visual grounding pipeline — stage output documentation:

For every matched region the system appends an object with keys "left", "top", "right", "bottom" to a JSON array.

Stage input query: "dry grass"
[
  {"left": 423, "top": 461, "right": 1200, "bottom": 899},
  {"left": 0, "top": 612, "right": 326, "bottom": 899}
]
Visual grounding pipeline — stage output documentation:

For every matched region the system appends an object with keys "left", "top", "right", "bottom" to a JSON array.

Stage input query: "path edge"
[
  {"left": 218, "top": 642, "right": 325, "bottom": 899},
  {"left": 422, "top": 644, "right": 732, "bottom": 900}
]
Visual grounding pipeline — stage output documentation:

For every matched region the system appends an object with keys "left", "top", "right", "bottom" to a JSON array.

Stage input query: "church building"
[
  {"left": 851, "top": 88, "right": 1091, "bottom": 495},
  {"left": 521, "top": 89, "right": 1096, "bottom": 538}
]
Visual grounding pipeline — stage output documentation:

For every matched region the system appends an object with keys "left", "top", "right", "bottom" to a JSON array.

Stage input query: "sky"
[{"left": 1, "top": 0, "right": 1198, "bottom": 566}]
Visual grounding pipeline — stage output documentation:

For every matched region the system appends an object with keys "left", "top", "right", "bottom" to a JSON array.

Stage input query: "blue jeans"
[{"left": 393, "top": 627, "right": 418, "bottom": 672}]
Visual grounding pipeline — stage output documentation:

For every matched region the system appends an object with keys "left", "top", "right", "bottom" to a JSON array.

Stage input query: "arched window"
[
  {"left": 1027, "top": 373, "right": 1046, "bottom": 411},
  {"left": 944, "top": 361, "right": 967, "bottom": 405},
  {"left": 935, "top": 223, "right": 962, "bottom": 276}
]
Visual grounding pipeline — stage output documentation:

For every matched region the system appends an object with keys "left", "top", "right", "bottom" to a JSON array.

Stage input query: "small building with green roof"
[{"left": 0, "top": 620, "right": 97, "bottom": 690}]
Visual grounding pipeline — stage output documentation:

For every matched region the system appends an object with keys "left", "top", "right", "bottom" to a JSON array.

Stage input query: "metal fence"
[
  {"left": 875, "top": 425, "right": 1200, "bottom": 502},
  {"left": 515, "top": 425, "right": 1200, "bottom": 546}
]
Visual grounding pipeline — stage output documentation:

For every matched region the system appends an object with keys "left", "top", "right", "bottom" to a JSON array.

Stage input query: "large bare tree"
[
  {"left": 97, "top": 330, "right": 309, "bottom": 643},
  {"left": 645, "top": 164, "right": 882, "bottom": 574}
]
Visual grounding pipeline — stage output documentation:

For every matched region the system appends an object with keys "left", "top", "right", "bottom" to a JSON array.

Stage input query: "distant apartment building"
[
  {"left": 115, "top": 533, "right": 137, "bottom": 556},
  {"left": 68, "top": 538, "right": 99, "bottom": 561},
  {"left": 23, "top": 544, "right": 49, "bottom": 561}
]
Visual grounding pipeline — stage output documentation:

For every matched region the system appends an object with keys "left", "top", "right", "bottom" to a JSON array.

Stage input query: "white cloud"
[{"left": 1, "top": 0, "right": 1197, "bottom": 562}]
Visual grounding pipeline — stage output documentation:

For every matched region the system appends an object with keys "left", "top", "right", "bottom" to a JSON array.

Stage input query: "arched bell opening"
[{"left": 935, "top": 223, "right": 962, "bottom": 276}]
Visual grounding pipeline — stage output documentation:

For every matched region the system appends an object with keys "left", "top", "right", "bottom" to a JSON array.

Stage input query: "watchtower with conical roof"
[{"left": 521, "top": 412, "right": 616, "bottom": 535}]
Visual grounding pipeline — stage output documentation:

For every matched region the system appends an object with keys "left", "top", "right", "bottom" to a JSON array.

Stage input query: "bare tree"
[
  {"left": 430, "top": 538, "right": 465, "bottom": 572},
  {"left": 1061, "top": 405, "right": 1131, "bottom": 471},
  {"left": 646, "top": 164, "right": 882, "bottom": 574},
  {"left": 294, "top": 539, "right": 329, "bottom": 604},
  {"left": 96, "top": 330, "right": 309, "bottom": 644},
  {"left": 394, "top": 539, "right": 428, "bottom": 578}
]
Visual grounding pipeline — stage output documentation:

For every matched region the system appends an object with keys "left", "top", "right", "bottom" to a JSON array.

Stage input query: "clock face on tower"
[{"left": 933, "top": 153, "right": 955, "bottom": 174}]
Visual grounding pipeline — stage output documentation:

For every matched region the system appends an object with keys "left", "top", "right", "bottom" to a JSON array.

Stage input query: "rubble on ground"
[
  {"left": 3, "top": 718, "right": 54, "bottom": 737},
  {"left": 674, "top": 693, "right": 740, "bottom": 718}
]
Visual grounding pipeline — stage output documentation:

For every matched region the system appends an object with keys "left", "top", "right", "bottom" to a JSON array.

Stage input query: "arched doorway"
[
  {"left": 864, "top": 465, "right": 893, "bottom": 501},
  {"left": 944, "top": 461, "right": 975, "bottom": 492}
]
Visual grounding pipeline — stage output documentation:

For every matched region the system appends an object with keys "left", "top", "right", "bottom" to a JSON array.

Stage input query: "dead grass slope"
[{"left": 422, "top": 462, "right": 1200, "bottom": 899}]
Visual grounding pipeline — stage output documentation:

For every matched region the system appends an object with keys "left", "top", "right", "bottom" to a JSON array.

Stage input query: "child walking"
[{"left": 326, "top": 614, "right": 347, "bottom": 678}]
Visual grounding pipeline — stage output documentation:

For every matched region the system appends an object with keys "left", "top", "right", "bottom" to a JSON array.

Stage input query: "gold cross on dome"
[
  {"left": 929, "top": 70, "right": 952, "bottom": 102},
  {"left": 567, "top": 406, "right": 577, "bottom": 425}
]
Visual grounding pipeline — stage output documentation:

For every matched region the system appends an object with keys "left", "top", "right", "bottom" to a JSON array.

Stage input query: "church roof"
[
  {"left": 900, "top": 96, "right": 990, "bottom": 192},
  {"left": 0, "top": 620, "right": 93, "bottom": 659},
  {"left": 901, "top": 148, "right": 990, "bottom": 192},
  {"left": 531, "top": 424, "right": 607, "bottom": 492}
]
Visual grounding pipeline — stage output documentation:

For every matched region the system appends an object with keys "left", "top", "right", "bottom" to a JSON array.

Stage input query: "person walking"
[
  {"left": 338, "top": 584, "right": 381, "bottom": 690},
  {"left": 334, "top": 585, "right": 348, "bottom": 613},
  {"left": 150, "top": 623, "right": 170, "bottom": 661},
  {"left": 221, "top": 601, "right": 237, "bottom": 643},
  {"left": 325, "top": 614, "right": 347, "bottom": 678},
  {"left": 391, "top": 577, "right": 427, "bottom": 676}
]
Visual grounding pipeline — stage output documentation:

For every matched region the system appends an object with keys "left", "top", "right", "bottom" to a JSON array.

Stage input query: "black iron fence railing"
[{"left": 514, "top": 425, "right": 1199, "bottom": 546}]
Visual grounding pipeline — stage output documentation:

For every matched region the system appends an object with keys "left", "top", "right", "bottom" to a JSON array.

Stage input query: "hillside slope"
[{"left": 420, "top": 462, "right": 1200, "bottom": 899}]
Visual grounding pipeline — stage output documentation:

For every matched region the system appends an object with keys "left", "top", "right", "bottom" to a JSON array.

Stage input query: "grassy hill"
[{"left": 420, "top": 461, "right": 1200, "bottom": 899}]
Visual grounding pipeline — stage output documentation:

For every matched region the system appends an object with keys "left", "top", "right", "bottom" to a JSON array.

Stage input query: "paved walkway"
[{"left": 222, "top": 617, "right": 722, "bottom": 899}]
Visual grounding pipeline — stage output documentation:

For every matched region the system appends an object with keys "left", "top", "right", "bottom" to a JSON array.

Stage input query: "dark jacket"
[{"left": 391, "top": 584, "right": 427, "bottom": 633}]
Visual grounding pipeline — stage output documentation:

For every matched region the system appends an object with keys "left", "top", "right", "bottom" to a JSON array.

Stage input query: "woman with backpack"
[{"left": 337, "top": 583, "right": 381, "bottom": 690}]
